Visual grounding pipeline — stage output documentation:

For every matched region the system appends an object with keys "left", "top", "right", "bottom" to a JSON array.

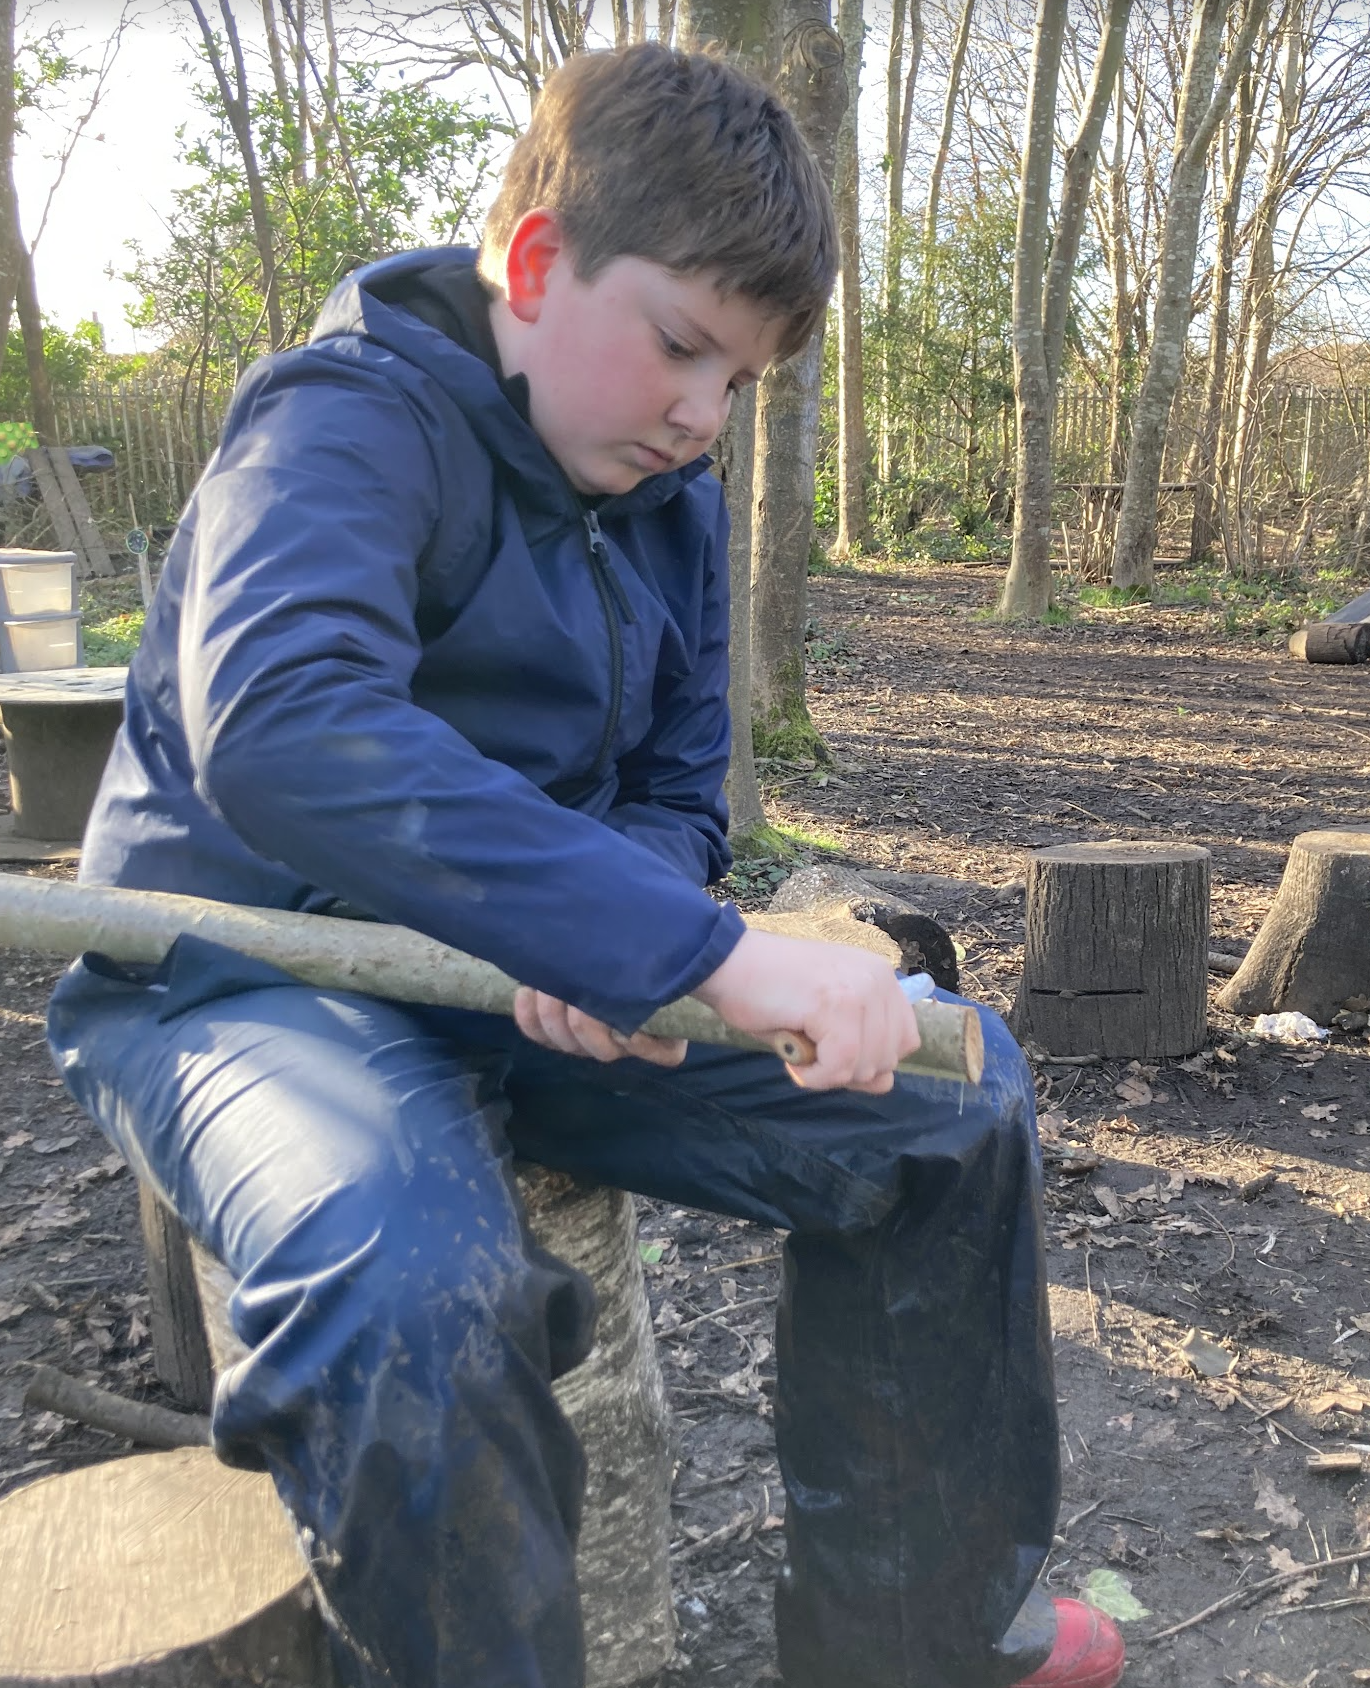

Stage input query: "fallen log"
[
  {"left": 23, "top": 1363, "right": 210, "bottom": 1450},
  {"left": 0, "top": 872, "right": 982, "bottom": 1085},
  {"left": 1288, "top": 622, "right": 1370, "bottom": 664}
]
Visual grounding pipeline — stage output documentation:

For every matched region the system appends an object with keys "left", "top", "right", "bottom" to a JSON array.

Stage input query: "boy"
[{"left": 47, "top": 41, "right": 1123, "bottom": 1688}]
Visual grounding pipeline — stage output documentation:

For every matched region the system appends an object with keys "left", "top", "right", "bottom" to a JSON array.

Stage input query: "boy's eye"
[{"left": 660, "top": 332, "right": 696, "bottom": 361}]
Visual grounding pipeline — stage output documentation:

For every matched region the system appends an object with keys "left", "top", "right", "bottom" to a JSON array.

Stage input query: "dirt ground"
[{"left": 3, "top": 553, "right": 1370, "bottom": 1688}]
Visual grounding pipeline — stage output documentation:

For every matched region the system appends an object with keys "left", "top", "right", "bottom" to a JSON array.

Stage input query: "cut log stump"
[
  {"left": 1011, "top": 841, "right": 1211, "bottom": 1058},
  {"left": 0, "top": 1447, "right": 327, "bottom": 1688},
  {"left": 1217, "top": 827, "right": 1370, "bottom": 1023},
  {"left": 138, "top": 1167, "right": 674, "bottom": 1688}
]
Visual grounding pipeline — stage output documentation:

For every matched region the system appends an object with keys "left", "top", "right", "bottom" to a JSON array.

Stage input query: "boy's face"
[{"left": 494, "top": 213, "right": 787, "bottom": 496}]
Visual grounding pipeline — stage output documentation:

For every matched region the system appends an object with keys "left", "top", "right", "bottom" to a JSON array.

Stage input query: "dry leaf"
[
  {"left": 1266, "top": 1544, "right": 1317, "bottom": 1604},
  {"left": 1, "top": 1131, "right": 33, "bottom": 1150},
  {"left": 1092, "top": 1183, "right": 1125, "bottom": 1221},
  {"left": 1114, "top": 1077, "right": 1153, "bottom": 1107},
  {"left": 1254, "top": 1473, "right": 1302, "bottom": 1530},
  {"left": 1177, "top": 1328, "right": 1236, "bottom": 1378},
  {"left": 1106, "top": 1413, "right": 1135, "bottom": 1433},
  {"left": 1300, "top": 1102, "right": 1340, "bottom": 1121},
  {"left": 30, "top": 1135, "right": 79, "bottom": 1156},
  {"left": 0, "top": 1300, "right": 29, "bottom": 1326}
]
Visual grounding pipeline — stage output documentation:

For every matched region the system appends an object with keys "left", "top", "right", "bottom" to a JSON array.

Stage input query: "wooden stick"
[
  {"left": 1145, "top": 1547, "right": 1370, "bottom": 1642},
  {"left": 24, "top": 1363, "right": 211, "bottom": 1450},
  {"left": 0, "top": 874, "right": 984, "bottom": 1084}
]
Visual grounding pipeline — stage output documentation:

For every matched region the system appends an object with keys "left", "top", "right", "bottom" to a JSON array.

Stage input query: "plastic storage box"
[
  {"left": 1, "top": 612, "right": 84, "bottom": 672},
  {"left": 0, "top": 550, "right": 78, "bottom": 618}
]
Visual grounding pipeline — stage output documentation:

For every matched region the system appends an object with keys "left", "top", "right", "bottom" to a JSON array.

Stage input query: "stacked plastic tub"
[{"left": 0, "top": 548, "right": 82, "bottom": 672}]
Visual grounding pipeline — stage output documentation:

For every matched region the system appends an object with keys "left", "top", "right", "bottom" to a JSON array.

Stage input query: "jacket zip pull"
[{"left": 584, "top": 510, "right": 636, "bottom": 623}]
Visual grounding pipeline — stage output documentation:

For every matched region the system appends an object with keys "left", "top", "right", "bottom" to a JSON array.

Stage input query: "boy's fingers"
[{"left": 614, "top": 1029, "right": 689, "bottom": 1067}]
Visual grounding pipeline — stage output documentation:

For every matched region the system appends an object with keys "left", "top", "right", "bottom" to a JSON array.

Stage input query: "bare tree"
[
  {"left": 831, "top": 0, "right": 868, "bottom": 556},
  {"left": 1111, "top": 0, "right": 1269, "bottom": 592}
]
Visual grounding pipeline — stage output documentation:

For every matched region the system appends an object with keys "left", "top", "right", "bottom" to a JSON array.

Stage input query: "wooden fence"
[{"left": 4, "top": 374, "right": 1369, "bottom": 552}]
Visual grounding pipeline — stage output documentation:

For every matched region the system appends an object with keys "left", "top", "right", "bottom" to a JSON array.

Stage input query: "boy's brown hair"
[{"left": 481, "top": 42, "right": 837, "bottom": 361}]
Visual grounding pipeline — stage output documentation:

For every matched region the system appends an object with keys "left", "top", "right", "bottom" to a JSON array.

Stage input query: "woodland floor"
[{"left": 3, "top": 552, "right": 1370, "bottom": 1688}]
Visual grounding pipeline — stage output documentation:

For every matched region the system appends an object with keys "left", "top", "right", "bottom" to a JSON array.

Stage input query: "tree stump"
[
  {"left": 1011, "top": 841, "right": 1211, "bottom": 1058},
  {"left": 1288, "top": 622, "right": 1370, "bottom": 664},
  {"left": 0, "top": 1447, "right": 327, "bottom": 1688},
  {"left": 1217, "top": 827, "right": 1370, "bottom": 1022},
  {"left": 139, "top": 1168, "right": 674, "bottom": 1688},
  {"left": 765, "top": 862, "right": 960, "bottom": 990}
]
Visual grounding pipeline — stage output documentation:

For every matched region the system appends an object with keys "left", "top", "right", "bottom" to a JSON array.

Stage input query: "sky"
[{"left": 17, "top": 3, "right": 201, "bottom": 354}]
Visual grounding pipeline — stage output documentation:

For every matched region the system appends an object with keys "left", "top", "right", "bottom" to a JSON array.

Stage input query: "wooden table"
[{"left": 0, "top": 666, "right": 126, "bottom": 848}]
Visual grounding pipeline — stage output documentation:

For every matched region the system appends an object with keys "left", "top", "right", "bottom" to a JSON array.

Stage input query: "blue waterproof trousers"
[{"left": 47, "top": 937, "right": 1060, "bottom": 1688}]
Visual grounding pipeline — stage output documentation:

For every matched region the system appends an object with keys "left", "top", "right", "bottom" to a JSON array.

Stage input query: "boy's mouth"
[{"left": 632, "top": 443, "right": 673, "bottom": 472}]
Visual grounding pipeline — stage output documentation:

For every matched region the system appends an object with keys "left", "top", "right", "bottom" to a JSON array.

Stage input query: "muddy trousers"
[{"left": 47, "top": 938, "right": 1060, "bottom": 1688}]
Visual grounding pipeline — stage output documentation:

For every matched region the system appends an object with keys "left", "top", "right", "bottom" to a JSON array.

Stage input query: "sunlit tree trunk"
[
  {"left": 1000, "top": 0, "right": 1131, "bottom": 616},
  {"left": 832, "top": 0, "right": 868, "bottom": 556},
  {"left": 1111, "top": 0, "right": 1268, "bottom": 592},
  {"left": 751, "top": 4, "right": 845, "bottom": 761},
  {"left": 919, "top": 0, "right": 975, "bottom": 321},
  {"left": 1103, "top": 59, "right": 1132, "bottom": 480},
  {"left": 15, "top": 238, "right": 55, "bottom": 442}
]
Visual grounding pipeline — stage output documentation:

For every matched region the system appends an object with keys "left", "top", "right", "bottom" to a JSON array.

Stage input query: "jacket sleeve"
[
  {"left": 602, "top": 489, "right": 734, "bottom": 887},
  {"left": 178, "top": 348, "right": 744, "bottom": 1031}
]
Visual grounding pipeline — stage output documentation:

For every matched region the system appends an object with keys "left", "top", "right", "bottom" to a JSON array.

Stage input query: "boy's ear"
[{"left": 502, "top": 209, "right": 567, "bottom": 324}]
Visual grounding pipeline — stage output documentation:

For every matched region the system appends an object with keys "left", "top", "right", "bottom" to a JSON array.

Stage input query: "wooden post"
[
  {"left": 1217, "top": 827, "right": 1370, "bottom": 1022},
  {"left": 1011, "top": 841, "right": 1211, "bottom": 1058},
  {"left": 139, "top": 1171, "right": 675, "bottom": 1688}
]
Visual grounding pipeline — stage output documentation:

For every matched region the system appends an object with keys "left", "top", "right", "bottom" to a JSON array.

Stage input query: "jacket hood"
[{"left": 310, "top": 247, "right": 710, "bottom": 520}]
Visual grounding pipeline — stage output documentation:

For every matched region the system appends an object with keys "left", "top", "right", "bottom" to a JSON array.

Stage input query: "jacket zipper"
[{"left": 583, "top": 507, "right": 634, "bottom": 780}]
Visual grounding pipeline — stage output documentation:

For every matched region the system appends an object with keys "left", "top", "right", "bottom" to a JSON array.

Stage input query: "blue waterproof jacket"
[{"left": 80, "top": 249, "right": 747, "bottom": 1030}]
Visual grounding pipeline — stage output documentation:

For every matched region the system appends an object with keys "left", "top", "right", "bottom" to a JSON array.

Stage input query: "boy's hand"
[
  {"left": 513, "top": 987, "right": 688, "bottom": 1067},
  {"left": 693, "top": 928, "right": 921, "bottom": 1094}
]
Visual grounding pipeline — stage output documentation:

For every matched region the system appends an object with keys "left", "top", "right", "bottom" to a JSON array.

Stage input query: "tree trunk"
[
  {"left": 0, "top": 0, "right": 19, "bottom": 365},
  {"left": 1217, "top": 828, "right": 1370, "bottom": 1022},
  {"left": 1111, "top": 0, "right": 1268, "bottom": 592},
  {"left": 877, "top": 0, "right": 921, "bottom": 483},
  {"left": 1224, "top": 7, "right": 1298, "bottom": 574},
  {"left": 921, "top": 0, "right": 975, "bottom": 297},
  {"left": 188, "top": 0, "right": 285, "bottom": 352},
  {"left": 1104, "top": 58, "right": 1132, "bottom": 482},
  {"left": 831, "top": 0, "right": 868, "bottom": 557},
  {"left": 999, "top": 0, "right": 1069, "bottom": 619},
  {"left": 14, "top": 236, "right": 56, "bottom": 444},
  {"left": 1187, "top": 77, "right": 1256, "bottom": 561},
  {"left": 677, "top": 0, "right": 780, "bottom": 839},
  {"left": 716, "top": 389, "right": 766, "bottom": 832},
  {"left": 1001, "top": 0, "right": 1131, "bottom": 617},
  {"left": 1012, "top": 841, "right": 1211, "bottom": 1058},
  {"left": 750, "top": 5, "right": 845, "bottom": 761}
]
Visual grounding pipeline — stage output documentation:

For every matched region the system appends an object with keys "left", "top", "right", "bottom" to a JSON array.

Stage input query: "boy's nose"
[{"left": 667, "top": 383, "right": 732, "bottom": 446}]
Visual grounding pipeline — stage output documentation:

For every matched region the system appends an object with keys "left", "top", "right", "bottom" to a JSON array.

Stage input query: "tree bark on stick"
[
  {"left": 1110, "top": 0, "right": 1268, "bottom": 592},
  {"left": 0, "top": 873, "right": 984, "bottom": 1083}
]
